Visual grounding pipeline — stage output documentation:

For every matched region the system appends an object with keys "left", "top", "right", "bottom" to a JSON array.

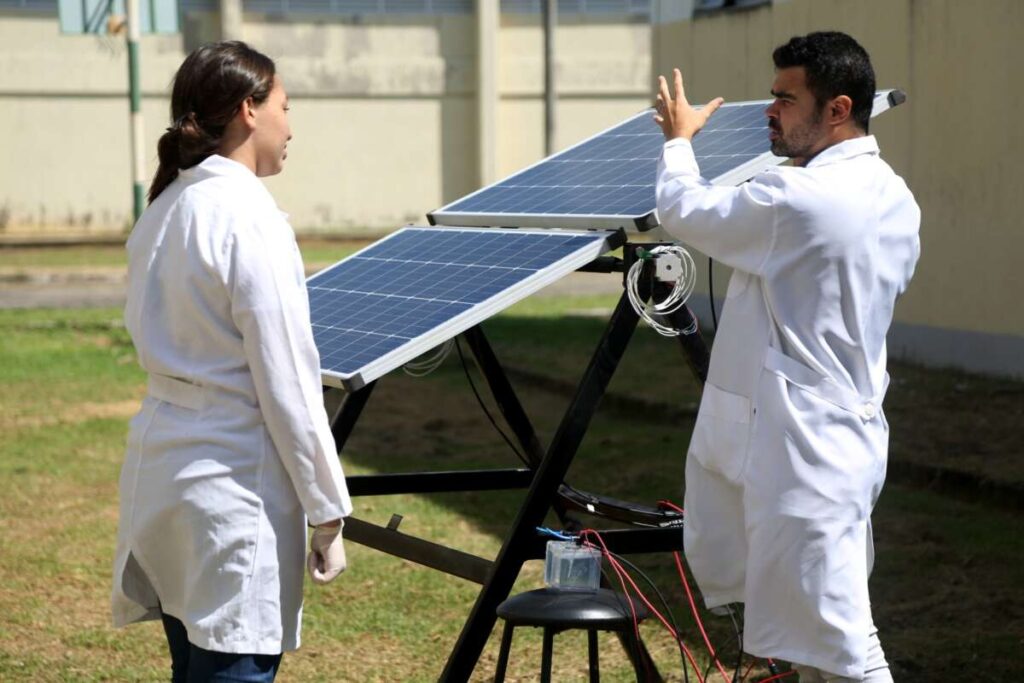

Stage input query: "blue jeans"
[{"left": 161, "top": 613, "right": 282, "bottom": 683}]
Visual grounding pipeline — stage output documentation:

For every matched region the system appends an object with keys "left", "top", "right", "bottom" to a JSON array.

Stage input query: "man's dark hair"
[{"left": 773, "top": 31, "right": 876, "bottom": 132}]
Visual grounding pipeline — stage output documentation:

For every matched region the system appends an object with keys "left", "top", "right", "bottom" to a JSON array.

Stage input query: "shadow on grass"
[{"left": 341, "top": 313, "right": 700, "bottom": 540}]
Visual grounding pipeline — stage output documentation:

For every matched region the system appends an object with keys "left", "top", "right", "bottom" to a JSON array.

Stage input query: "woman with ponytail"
[{"left": 112, "top": 41, "right": 351, "bottom": 682}]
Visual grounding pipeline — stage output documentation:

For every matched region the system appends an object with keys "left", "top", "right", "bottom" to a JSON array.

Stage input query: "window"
[{"left": 0, "top": 0, "right": 58, "bottom": 14}]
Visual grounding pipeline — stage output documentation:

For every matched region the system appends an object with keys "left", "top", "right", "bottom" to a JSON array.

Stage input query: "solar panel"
[
  {"left": 428, "top": 90, "right": 902, "bottom": 232},
  {"left": 308, "top": 226, "right": 619, "bottom": 390}
]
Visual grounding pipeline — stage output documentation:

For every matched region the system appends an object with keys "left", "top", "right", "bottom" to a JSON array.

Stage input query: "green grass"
[
  {"left": 0, "top": 303, "right": 696, "bottom": 681},
  {"left": 0, "top": 303, "right": 1021, "bottom": 681},
  {"left": 0, "top": 245, "right": 129, "bottom": 268},
  {"left": 0, "top": 239, "right": 365, "bottom": 271}
]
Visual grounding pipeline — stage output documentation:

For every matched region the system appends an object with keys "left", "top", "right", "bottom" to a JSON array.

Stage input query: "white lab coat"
[
  {"left": 111, "top": 155, "right": 352, "bottom": 654},
  {"left": 656, "top": 135, "right": 920, "bottom": 677}
]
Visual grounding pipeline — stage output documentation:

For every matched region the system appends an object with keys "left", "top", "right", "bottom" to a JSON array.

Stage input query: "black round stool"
[{"left": 493, "top": 587, "right": 650, "bottom": 682}]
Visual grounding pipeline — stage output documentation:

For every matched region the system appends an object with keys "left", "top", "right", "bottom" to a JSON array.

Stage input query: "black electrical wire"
[
  {"left": 701, "top": 626, "right": 743, "bottom": 683},
  {"left": 700, "top": 604, "right": 743, "bottom": 682},
  {"left": 727, "top": 605, "right": 744, "bottom": 682},
  {"left": 453, "top": 336, "right": 531, "bottom": 467},
  {"left": 708, "top": 257, "right": 718, "bottom": 332},
  {"left": 601, "top": 551, "right": 689, "bottom": 683}
]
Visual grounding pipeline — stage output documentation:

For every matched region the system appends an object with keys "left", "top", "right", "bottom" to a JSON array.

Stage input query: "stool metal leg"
[
  {"left": 587, "top": 629, "right": 600, "bottom": 682},
  {"left": 540, "top": 627, "right": 554, "bottom": 683},
  {"left": 493, "top": 622, "right": 514, "bottom": 683},
  {"left": 625, "top": 628, "right": 646, "bottom": 682}
]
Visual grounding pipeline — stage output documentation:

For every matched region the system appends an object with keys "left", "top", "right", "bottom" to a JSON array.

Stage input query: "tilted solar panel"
[
  {"left": 309, "top": 226, "right": 619, "bottom": 390},
  {"left": 428, "top": 90, "right": 903, "bottom": 232}
]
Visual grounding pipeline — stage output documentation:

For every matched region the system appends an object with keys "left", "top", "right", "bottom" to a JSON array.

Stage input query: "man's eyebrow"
[{"left": 771, "top": 89, "right": 797, "bottom": 101}]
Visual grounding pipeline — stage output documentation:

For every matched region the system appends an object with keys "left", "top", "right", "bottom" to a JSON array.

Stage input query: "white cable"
[
  {"left": 626, "top": 245, "right": 699, "bottom": 336},
  {"left": 402, "top": 338, "right": 454, "bottom": 377}
]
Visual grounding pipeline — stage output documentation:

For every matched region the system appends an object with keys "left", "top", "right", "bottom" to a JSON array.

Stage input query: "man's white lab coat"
[
  {"left": 656, "top": 135, "right": 920, "bottom": 677},
  {"left": 111, "top": 155, "right": 352, "bottom": 654}
]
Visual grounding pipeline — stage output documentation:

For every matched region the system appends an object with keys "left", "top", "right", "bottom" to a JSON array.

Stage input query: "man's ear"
[{"left": 828, "top": 95, "right": 853, "bottom": 126}]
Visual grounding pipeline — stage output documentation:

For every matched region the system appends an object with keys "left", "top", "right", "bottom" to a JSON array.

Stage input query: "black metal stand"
[{"left": 326, "top": 243, "right": 710, "bottom": 682}]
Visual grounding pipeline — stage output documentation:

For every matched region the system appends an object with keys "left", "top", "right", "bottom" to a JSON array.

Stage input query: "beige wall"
[
  {"left": 653, "top": 0, "right": 1024, "bottom": 375},
  {"left": 0, "top": 11, "right": 649, "bottom": 236}
]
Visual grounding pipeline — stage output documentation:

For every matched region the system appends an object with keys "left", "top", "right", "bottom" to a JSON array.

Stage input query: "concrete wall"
[
  {"left": 0, "top": 9, "right": 650, "bottom": 236},
  {"left": 652, "top": 0, "right": 1024, "bottom": 377}
]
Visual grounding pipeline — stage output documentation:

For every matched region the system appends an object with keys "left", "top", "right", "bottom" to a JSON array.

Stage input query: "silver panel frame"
[{"left": 311, "top": 226, "right": 618, "bottom": 391}]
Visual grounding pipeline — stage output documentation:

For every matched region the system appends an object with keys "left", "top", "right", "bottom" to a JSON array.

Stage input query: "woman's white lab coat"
[
  {"left": 111, "top": 155, "right": 352, "bottom": 654},
  {"left": 656, "top": 136, "right": 920, "bottom": 677}
]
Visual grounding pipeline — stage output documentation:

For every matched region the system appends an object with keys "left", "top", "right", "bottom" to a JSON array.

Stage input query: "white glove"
[{"left": 307, "top": 521, "right": 347, "bottom": 585}]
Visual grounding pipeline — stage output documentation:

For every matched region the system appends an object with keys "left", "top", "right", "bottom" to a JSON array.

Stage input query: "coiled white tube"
[{"left": 626, "top": 245, "right": 698, "bottom": 337}]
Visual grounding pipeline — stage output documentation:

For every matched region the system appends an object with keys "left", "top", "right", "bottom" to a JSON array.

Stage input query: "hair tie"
[{"left": 171, "top": 111, "right": 197, "bottom": 131}]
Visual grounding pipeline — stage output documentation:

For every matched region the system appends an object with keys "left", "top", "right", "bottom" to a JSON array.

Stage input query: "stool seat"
[
  {"left": 493, "top": 588, "right": 651, "bottom": 682},
  {"left": 497, "top": 587, "right": 648, "bottom": 630}
]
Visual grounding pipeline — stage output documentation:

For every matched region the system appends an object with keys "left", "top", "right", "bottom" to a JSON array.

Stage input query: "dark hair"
[
  {"left": 772, "top": 31, "right": 876, "bottom": 132},
  {"left": 148, "top": 41, "right": 275, "bottom": 203}
]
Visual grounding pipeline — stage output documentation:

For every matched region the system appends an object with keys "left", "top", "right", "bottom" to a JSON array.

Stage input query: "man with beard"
[{"left": 652, "top": 32, "right": 920, "bottom": 682}]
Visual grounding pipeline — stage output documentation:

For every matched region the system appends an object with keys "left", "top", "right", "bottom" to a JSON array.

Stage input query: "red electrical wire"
[
  {"left": 580, "top": 529, "right": 707, "bottom": 683},
  {"left": 657, "top": 499, "right": 684, "bottom": 515},
  {"left": 657, "top": 500, "right": 794, "bottom": 683},
  {"left": 579, "top": 536, "right": 643, "bottom": 651},
  {"left": 740, "top": 658, "right": 757, "bottom": 682},
  {"left": 657, "top": 499, "right": 732, "bottom": 683},
  {"left": 591, "top": 544, "right": 654, "bottom": 681},
  {"left": 673, "top": 551, "right": 732, "bottom": 683}
]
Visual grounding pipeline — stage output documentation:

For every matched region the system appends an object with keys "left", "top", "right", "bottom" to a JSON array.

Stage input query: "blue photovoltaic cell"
[
  {"left": 307, "top": 227, "right": 608, "bottom": 382},
  {"left": 435, "top": 101, "right": 772, "bottom": 221}
]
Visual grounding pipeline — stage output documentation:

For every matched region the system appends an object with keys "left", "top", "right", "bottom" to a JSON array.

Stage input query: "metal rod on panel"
[{"left": 542, "top": 0, "right": 557, "bottom": 155}]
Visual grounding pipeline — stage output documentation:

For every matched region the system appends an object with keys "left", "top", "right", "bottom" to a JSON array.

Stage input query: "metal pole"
[
  {"left": 542, "top": 0, "right": 556, "bottom": 155},
  {"left": 126, "top": 0, "right": 145, "bottom": 221},
  {"left": 219, "top": 0, "right": 244, "bottom": 40},
  {"left": 476, "top": 0, "right": 497, "bottom": 187}
]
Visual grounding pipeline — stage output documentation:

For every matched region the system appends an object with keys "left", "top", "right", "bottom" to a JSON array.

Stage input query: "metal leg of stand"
[
  {"left": 328, "top": 381, "right": 376, "bottom": 452},
  {"left": 651, "top": 282, "right": 710, "bottom": 385},
  {"left": 465, "top": 323, "right": 662, "bottom": 679},
  {"left": 462, "top": 325, "right": 578, "bottom": 528},
  {"left": 461, "top": 325, "right": 545, "bottom": 466},
  {"left": 439, "top": 292, "right": 641, "bottom": 682}
]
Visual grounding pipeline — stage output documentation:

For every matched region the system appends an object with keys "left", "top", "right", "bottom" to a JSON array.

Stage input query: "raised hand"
[{"left": 654, "top": 68, "right": 725, "bottom": 141}]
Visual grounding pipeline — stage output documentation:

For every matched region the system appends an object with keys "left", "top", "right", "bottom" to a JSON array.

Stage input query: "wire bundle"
[
  {"left": 626, "top": 245, "right": 699, "bottom": 336},
  {"left": 534, "top": 524, "right": 796, "bottom": 683},
  {"left": 402, "top": 338, "right": 454, "bottom": 377}
]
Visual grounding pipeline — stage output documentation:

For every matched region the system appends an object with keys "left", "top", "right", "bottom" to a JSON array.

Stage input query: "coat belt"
[
  {"left": 147, "top": 374, "right": 205, "bottom": 411},
  {"left": 763, "top": 346, "right": 888, "bottom": 421}
]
